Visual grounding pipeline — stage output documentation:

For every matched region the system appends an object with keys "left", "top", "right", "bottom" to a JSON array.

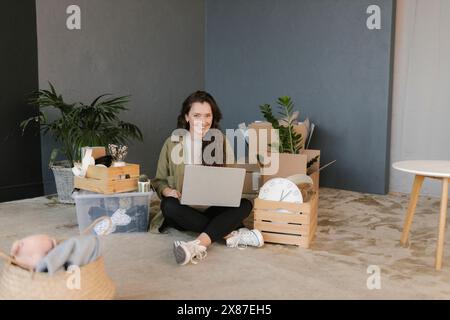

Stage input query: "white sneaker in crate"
[{"left": 226, "top": 228, "right": 264, "bottom": 249}]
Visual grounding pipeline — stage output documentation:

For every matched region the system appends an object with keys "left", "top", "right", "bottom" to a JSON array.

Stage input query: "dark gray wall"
[
  {"left": 206, "top": 0, "right": 395, "bottom": 194},
  {"left": 0, "top": 0, "right": 43, "bottom": 202},
  {"left": 36, "top": 0, "right": 205, "bottom": 194}
]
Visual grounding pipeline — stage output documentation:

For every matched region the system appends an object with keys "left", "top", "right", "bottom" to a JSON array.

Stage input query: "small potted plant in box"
[
  {"left": 257, "top": 96, "right": 319, "bottom": 180},
  {"left": 20, "top": 82, "right": 143, "bottom": 203}
]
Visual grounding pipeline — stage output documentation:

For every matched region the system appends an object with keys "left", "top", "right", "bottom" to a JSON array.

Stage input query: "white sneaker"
[
  {"left": 173, "top": 240, "right": 207, "bottom": 265},
  {"left": 226, "top": 228, "right": 264, "bottom": 249}
]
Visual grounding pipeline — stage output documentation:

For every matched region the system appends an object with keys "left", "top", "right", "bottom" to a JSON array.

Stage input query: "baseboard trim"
[{"left": 0, "top": 182, "right": 44, "bottom": 202}]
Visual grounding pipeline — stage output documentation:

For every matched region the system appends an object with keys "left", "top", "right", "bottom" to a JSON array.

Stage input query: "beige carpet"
[{"left": 1, "top": 188, "right": 450, "bottom": 299}]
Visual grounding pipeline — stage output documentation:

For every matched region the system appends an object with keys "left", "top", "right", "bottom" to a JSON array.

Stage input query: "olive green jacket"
[{"left": 149, "top": 135, "right": 233, "bottom": 233}]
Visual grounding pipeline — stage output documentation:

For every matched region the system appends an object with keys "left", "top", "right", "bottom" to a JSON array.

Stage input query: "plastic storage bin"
[{"left": 72, "top": 191, "right": 152, "bottom": 234}]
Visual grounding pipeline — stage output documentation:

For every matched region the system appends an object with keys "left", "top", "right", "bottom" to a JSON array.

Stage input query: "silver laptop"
[{"left": 180, "top": 165, "right": 246, "bottom": 207}]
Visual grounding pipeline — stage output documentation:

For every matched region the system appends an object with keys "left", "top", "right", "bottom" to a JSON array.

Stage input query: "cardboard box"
[
  {"left": 248, "top": 121, "right": 309, "bottom": 151},
  {"left": 226, "top": 161, "right": 260, "bottom": 172},
  {"left": 81, "top": 146, "right": 106, "bottom": 160},
  {"left": 226, "top": 159, "right": 261, "bottom": 194},
  {"left": 242, "top": 172, "right": 262, "bottom": 194},
  {"left": 260, "top": 149, "right": 320, "bottom": 184}
]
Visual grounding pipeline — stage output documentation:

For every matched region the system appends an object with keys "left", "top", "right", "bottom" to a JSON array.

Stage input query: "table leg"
[
  {"left": 435, "top": 177, "right": 448, "bottom": 271},
  {"left": 400, "top": 175, "right": 424, "bottom": 246}
]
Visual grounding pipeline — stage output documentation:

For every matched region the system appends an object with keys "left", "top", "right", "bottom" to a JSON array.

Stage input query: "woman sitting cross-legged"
[{"left": 151, "top": 91, "right": 264, "bottom": 266}]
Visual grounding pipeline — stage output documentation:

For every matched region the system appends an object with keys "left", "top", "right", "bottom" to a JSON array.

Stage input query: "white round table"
[{"left": 393, "top": 160, "right": 450, "bottom": 270}]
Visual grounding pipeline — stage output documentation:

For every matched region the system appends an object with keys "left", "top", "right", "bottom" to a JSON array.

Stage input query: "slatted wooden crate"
[
  {"left": 74, "top": 163, "right": 139, "bottom": 194},
  {"left": 253, "top": 171, "right": 319, "bottom": 248}
]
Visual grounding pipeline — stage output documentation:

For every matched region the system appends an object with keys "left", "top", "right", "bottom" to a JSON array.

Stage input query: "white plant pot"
[{"left": 51, "top": 161, "right": 75, "bottom": 204}]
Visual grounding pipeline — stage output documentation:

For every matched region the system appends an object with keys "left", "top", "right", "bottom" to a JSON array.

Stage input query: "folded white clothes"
[
  {"left": 35, "top": 235, "right": 101, "bottom": 275},
  {"left": 93, "top": 208, "right": 132, "bottom": 235}
]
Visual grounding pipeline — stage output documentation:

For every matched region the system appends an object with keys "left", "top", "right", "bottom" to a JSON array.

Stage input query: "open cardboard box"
[
  {"left": 245, "top": 120, "right": 318, "bottom": 181},
  {"left": 248, "top": 121, "right": 309, "bottom": 150},
  {"left": 259, "top": 149, "right": 320, "bottom": 184},
  {"left": 226, "top": 158, "right": 261, "bottom": 194},
  {"left": 227, "top": 122, "right": 320, "bottom": 194},
  {"left": 80, "top": 146, "right": 107, "bottom": 160}
]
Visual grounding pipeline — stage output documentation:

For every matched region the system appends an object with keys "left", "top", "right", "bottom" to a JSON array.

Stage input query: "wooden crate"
[
  {"left": 74, "top": 163, "right": 139, "bottom": 194},
  {"left": 253, "top": 171, "right": 319, "bottom": 248}
]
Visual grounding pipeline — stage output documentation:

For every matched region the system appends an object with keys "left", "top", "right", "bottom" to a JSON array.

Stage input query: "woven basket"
[{"left": 0, "top": 217, "right": 116, "bottom": 300}]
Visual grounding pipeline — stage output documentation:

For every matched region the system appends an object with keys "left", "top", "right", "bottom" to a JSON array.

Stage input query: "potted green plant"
[
  {"left": 260, "top": 96, "right": 304, "bottom": 154},
  {"left": 21, "top": 82, "right": 143, "bottom": 203},
  {"left": 257, "top": 96, "right": 319, "bottom": 179}
]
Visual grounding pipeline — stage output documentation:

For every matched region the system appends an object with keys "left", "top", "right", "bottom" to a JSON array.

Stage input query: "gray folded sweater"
[{"left": 36, "top": 235, "right": 101, "bottom": 275}]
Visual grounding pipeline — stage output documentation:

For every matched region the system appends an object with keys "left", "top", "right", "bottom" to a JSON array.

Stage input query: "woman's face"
[{"left": 185, "top": 102, "right": 213, "bottom": 137}]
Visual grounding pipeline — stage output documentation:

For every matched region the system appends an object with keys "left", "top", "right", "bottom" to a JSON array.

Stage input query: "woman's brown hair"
[
  {"left": 177, "top": 91, "right": 222, "bottom": 130},
  {"left": 176, "top": 91, "right": 226, "bottom": 166}
]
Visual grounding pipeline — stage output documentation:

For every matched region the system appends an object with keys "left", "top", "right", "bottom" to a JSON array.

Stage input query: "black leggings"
[{"left": 160, "top": 197, "right": 253, "bottom": 243}]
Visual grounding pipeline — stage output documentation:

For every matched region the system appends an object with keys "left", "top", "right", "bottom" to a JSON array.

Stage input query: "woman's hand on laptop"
[{"left": 162, "top": 187, "right": 181, "bottom": 199}]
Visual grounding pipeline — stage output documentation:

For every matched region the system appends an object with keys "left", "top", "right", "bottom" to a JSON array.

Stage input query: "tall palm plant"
[{"left": 21, "top": 82, "right": 143, "bottom": 166}]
